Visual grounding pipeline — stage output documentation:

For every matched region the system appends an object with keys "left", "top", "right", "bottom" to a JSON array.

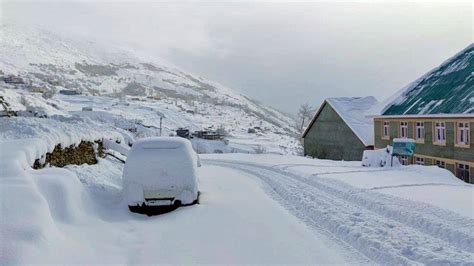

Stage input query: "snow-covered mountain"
[{"left": 0, "top": 23, "right": 300, "bottom": 154}]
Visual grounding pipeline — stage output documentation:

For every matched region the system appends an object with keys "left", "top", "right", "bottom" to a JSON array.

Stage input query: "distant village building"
[
  {"left": 369, "top": 44, "right": 473, "bottom": 183},
  {"left": 59, "top": 89, "right": 80, "bottom": 95},
  {"left": 192, "top": 130, "right": 225, "bottom": 140},
  {"left": 3, "top": 75, "right": 25, "bottom": 85},
  {"left": 302, "top": 96, "right": 378, "bottom": 161},
  {"left": 0, "top": 96, "right": 16, "bottom": 117},
  {"left": 176, "top": 128, "right": 191, "bottom": 139},
  {"left": 31, "top": 86, "right": 49, "bottom": 93}
]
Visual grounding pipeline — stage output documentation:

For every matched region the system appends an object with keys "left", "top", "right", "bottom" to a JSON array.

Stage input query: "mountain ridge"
[
  {"left": 0, "top": 23, "right": 296, "bottom": 133},
  {"left": 0, "top": 22, "right": 301, "bottom": 155}
]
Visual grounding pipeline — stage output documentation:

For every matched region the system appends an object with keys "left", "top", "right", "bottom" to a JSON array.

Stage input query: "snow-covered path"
[
  {"left": 204, "top": 159, "right": 474, "bottom": 265},
  {"left": 1, "top": 155, "right": 362, "bottom": 264},
  {"left": 104, "top": 164, "right": 361, "bottom": 264}
]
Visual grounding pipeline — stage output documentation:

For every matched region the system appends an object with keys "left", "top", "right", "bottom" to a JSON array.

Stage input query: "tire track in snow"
[
  {"left": 296, "top": 172, "right": 474, "bottom": 252},
  {"left": 221, "top": 159, "right": 474, "bottom": 251},
  {"left": 204, "top": 159, "right": 474, "bottom": 265}
]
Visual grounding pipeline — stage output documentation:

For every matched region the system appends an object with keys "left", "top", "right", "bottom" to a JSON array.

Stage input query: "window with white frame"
[
  {"left": 456, "top": 163, "right": 470, "bottom": 183},
  {"left": 399, "top": 155, "right": 409, "bottom": 165},
  {"left": 400, "top": 121, "right": 408, "bottom": 138},
  {"left": 382, "top": 121, "right": 390, "bottom": 139},
  {"left": 415, "top": 156, "right": 424, "bottom": 165},
  {"left": 415, "top": 122, "right": 424, "bottom": 140},
  {"left": 435, "top": 160, "right": 445, "bottom": 169},
  {"left": 434, "top": 122, "right": 446, "bottom": 144},
  {"left": 456, "top": 122, "right": 470, "bottom": 146}
]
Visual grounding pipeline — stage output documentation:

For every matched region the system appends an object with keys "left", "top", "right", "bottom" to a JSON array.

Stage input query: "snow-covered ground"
[
  {"left": 201, "top": 154, "right": 474, "bottom": 264},
  {"left": 1, "top": 87, "right": 472, "bottom": 264},
  {"left": 0, "top": 143, "right": 364, "bottom": 264},
  {"left": 1, "top": 133, "right": 473, "bottom": 264}
]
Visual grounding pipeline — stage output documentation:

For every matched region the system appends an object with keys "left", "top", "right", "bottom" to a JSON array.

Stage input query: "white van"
[{"left": 123, "top": 137, "right": 199, "bottom": 214}]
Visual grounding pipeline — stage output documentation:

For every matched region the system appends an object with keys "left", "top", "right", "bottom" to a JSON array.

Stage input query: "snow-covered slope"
[{"left": 0, "top": 23, "right": 300, "bottom": 154}]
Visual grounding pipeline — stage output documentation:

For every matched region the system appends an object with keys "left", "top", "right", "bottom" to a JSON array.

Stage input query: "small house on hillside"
[
  {"left": 192, "top": 130, "right": 225, "bottom": 140},
  {"left": 59, "top": 89, "right": 80, "bottom": 95},
  {"left": 302, "top": 96, "right": 378, "bottom": 161},
  {"left": 176, "top": 128, "right": 191, "bottom": 139},
  {"left": 369, "top": 43, "right": 473, "bottom": 183},
  {"left": 3, "top": 75, "right": 25, "bottom": 85}
]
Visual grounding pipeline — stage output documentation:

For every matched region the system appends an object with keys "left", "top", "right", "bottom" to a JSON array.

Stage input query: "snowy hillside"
[{"left": 0, "top": 23, "right": 299, "bottom": 154}]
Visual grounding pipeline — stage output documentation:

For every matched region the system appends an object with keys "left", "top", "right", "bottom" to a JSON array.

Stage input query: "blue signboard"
[{"left": 392, "top": 138, "right": 416, "bottom": 156}]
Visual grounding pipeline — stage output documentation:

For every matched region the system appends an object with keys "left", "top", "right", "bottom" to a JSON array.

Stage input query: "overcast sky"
[{"left": 2, "top": 1, "right": 472, "bottom": 114}]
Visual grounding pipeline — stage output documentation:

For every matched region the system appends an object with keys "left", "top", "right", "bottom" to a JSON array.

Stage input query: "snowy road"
[
  {"left": 1, "top": 154, "right": 363, "bottom": 264},
  {"left": 204, "top": 159, "right": 474, "bottom": 265},
  {"left": 77, "top": 164, "right": 359, "bottom": 264}
]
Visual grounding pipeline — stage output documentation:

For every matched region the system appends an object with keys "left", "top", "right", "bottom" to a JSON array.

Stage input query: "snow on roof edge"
[
  {"left": 372, "top": 113, "right": 474, "bottom": 119},
  {"left": 303, "top": 96, "right": 378, "bottom": 147},
  {"left": 326, "top": 96, "right": 378, "bottom": 146}
]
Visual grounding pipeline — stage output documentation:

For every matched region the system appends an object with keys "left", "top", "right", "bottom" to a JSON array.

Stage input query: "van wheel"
[
  {"left": 194, "top": 191, "right": 200, "bottom": 205},
  {"left": 193, "top": 196, "right": 200, "bottom": 205},
  {"left": 173, "top": 200, "right": 182, "bottom": 207}
]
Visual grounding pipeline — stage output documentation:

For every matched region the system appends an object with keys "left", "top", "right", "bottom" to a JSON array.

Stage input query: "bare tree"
[{"left": 295, "top": 103, "right": 315, "bottom": 135}]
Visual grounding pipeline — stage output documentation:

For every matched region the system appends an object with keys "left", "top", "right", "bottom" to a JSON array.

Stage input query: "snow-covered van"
[{"left": 123, "top": 137, "right": 199, "bottom": 214}]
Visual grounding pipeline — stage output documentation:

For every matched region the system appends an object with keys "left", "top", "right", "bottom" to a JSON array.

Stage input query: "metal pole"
[{"left": 159, "top": 116, "right": 163, "bottom": 136}]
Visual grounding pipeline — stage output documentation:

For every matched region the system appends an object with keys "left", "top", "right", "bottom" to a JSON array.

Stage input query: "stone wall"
[{"left": 33, "top": 140, "right": 105, "bottom": 169}]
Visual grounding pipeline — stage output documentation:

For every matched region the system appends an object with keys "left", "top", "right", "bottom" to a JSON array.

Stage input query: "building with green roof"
[{"left": 371, "top": 44, "right": 474, "bottom": 183}]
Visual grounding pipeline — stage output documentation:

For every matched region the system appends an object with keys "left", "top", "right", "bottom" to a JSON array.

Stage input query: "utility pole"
[{"left": 159, "top": 116, "right": 163, "bottom": 136}]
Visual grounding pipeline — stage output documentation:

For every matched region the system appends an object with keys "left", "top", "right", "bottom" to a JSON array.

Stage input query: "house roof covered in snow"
[
  {"left": 369, "top": 43, "right": 474, "bottom": 116},
  {"left": 302, "top": 96, "right": 378, "bottom": 146}
]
